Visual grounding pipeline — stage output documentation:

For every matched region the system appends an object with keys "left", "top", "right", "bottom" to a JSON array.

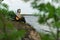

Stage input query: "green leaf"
[
  {"left": 56, "top": 7, "right": 60, "bottom": 17},
  {"left": 2, "top": 3, "right": 9, "bottom": 9},
  {"left": 38, "top": 15, "right": 46, "bottom": 24},
  {"left": 37, "top": 3, "right": 46, "bottom": 11},
  {"left": 53, "top": 22, "right": 60, "bottom": 28}
]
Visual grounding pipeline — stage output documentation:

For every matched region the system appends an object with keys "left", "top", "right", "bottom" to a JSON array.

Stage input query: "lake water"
[{"left": 24, "top": 16, "right": 50, "bottom": 32}]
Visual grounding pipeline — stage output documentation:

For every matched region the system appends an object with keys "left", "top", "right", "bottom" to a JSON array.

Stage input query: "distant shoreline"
[{"left": 21, "top": 14, "right": 39, "bottom": 16}]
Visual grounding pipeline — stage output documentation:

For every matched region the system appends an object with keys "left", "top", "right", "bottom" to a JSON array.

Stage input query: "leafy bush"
[{"left": 0, "top": 2, "right": 26, "bottom": 40}]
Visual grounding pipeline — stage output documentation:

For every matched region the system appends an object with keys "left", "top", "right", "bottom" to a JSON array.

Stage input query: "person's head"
[{"left": 17, "top": 9, "right": 21, "bottom": 13}]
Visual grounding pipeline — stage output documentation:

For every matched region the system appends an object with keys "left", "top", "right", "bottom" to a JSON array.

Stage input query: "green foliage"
[
  {"left": 23, "top": 0, "right": 60, "bottom": 40},
  {"left": 30, "top": 0, "right": 60, "bottom": 40},
  {"left": 38, "top": 15, "right": 46, "bottom": 24},
  {"left": 31, "top": 0, "right": 37, "bottom": 8},
  {"left": 0, "top": 33, "right": 5, "bottom": 40},
  {"left": 37, "top": 3, "right": 46, "bottom": 11},
  {"left": 53, "top": 21, "right": 60, "bottom": 28},
  {"left": 8, "top": 11, "right": 16, "bottom": 19},
  {"left": 56, "top": 7, "right": 60, "bottom": 17},
  {"left": 0, "top": 6, "right": 15, "bottom": 20},
  {"left": 40, "top": 33, "right": 55, "bottom": 40},
  {"left": 35, "top": 2, "right": 55, "bottom": 18},
  {"left": 4, "top": 30, "right": 26, "bottom": 40},
  {"left": 1, "top": 9, "right": 8, "bottom": 15},
  {"left": 0, "top": 2, "right": 26, "bottom": 40},
  {"left": 0, "top": 12, "right": 26, "bottom": 40},
  {"left": 1, "top": 3, "right": 9, "bottom": 9},
  {"left": 0, "top": 2, "right": 15, "bottom": 19},
  {"left": 0, "top": 11, "right": 26, "bottom": 40},
  {"left": 0, "top": 29, "right": 26, "bottom": 40}
]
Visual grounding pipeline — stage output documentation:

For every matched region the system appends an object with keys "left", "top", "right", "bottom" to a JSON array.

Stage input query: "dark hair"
[{"left": 17, "top": 9, "right": 21, "bottom": 13}]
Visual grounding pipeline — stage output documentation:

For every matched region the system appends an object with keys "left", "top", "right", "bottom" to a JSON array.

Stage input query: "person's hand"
[{"left": 16, "top": 16, "right": 19, "bottom": 20}]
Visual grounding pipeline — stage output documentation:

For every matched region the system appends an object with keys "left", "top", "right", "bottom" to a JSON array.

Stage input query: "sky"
[
  {"left": 2, "top": 0, "right": 59, "bottom": 14},
  {"left": 2, "top": 0, "right": 38, "bottom": 14}
]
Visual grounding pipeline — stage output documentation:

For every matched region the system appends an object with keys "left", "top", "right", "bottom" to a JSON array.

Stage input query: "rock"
[
  {"left": 11, "top": 21, "right": 41, "bottom": 40},
  {"left": 22, "top": 28, "right": 41, "bottom": 40}
]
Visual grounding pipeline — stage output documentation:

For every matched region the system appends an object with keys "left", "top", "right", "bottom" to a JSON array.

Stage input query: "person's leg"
[{"left": 21, "top": 17, "right": 26, "bottom": 23}]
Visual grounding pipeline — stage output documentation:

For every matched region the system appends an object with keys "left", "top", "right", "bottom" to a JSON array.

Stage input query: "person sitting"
[{"left": 14, "top": 9, "right": 26, "bottom": 23}]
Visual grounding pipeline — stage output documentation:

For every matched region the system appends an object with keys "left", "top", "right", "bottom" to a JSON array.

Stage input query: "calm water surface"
[{"left": 24, "top": 16, "right": 50, "bottom": 32}]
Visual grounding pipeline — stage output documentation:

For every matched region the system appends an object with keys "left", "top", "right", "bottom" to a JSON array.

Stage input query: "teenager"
[{"left": 15, "top": 9, "right": 26, "bottom": 23}]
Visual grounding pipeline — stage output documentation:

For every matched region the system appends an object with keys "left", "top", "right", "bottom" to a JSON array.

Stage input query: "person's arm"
[{"left": 16, "top": 16, "right": 20, "bottom": 20}]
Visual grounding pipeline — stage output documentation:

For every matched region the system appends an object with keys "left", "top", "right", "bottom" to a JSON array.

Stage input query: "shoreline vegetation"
[{"left": 0, "top": 12, "right": 41, "bottom": 40}]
